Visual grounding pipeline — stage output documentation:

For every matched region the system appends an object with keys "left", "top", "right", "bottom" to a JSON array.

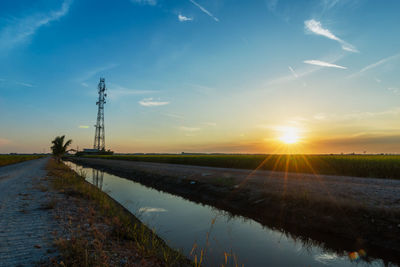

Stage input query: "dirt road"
[{"left": 0, "top": 157, "right": 58, "bottom": 266}]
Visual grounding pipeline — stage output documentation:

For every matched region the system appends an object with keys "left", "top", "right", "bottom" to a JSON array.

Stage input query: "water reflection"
[
  {"left": 92, "top": 169, "right": 104, "bottom": 190},
  {"left": 66, "top": 161, "right": 396, "bottom": 267}
]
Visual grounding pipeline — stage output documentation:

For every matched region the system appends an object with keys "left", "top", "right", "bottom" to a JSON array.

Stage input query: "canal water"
[{"left": 65, "top": 161, "right": 390, "bottom": 267}]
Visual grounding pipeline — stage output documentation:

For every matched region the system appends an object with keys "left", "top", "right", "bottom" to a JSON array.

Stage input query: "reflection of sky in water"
[
  {"left": 138, "top": 207, "right": 168, "bottom": 213},
  {"left": 66, "top": 162, "right": 387, "bottom": 267}
]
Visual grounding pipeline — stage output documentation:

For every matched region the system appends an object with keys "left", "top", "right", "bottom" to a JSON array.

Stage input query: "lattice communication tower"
[{"left": 93, "top": 78, "right": 107, "bottom": 150}]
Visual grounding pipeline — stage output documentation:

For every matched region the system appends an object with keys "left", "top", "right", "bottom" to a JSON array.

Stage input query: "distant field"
[
  {"left": 84, "top": 154, "right": 400, "bottom": 180},
  {"left": 0, "top": 155, "right": 44, "bottom": 167}
]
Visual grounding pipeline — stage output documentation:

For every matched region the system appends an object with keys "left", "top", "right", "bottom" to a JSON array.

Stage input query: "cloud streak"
[
  {"left": 304, "top": 19, "right": 358, "bottom": 53},
  {"left": 108, "top": 83, "right": 156, "bottom": 99},
  {"left": 350, "top": 53, "right": 400, "bottom": 77},
  {"left": 16, "top": 82, "right": 34, "bottom": 87},
  {"left": 304, "top": 60, "right": 347, "bottom": 69},
  {"left": 388, "top": 87, "right": 400, "bottom": 95},
  {"left": 178, "top": 14, "right": 193, "bottom": 22},
  {"left": 189, "top": 0, "right": 219, "bottom": 22},
  {"left": 179, "top": 126, "right": 201, "bottom": 132},
  {"left": 78, "top": 63, "right": 118, "bottom": 82},
  {"left": 139, "top": 98, "right": 169, "bottom": 107},
  {"left": 0, "top": 0, "right": 72, "bottom": 50},
  {"left": 288, "top": 66, "right": 298, "bottom": 78},
  {"left": 130, "top": 0, "right": 157, "bottom": 5},
  {"left": 321, "top": 0, "right": 341, "bottom": 10}
]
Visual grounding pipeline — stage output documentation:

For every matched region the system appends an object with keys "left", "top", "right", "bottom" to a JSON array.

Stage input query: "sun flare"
[{"left": 279, "top": 127, "right": 300, "bottom": 144}]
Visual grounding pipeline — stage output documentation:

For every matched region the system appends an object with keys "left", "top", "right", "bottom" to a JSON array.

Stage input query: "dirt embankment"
[
  {"left": 67, "top": 157, "right": 400, "bottom": 265},
  {"left": 48, "top": 158, "right": 189, "bottom": 266}
]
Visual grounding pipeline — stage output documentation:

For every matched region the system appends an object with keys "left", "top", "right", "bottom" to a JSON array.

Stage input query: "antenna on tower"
[{"left": 93, "top": 78, "right": 107, "bottom": 151}]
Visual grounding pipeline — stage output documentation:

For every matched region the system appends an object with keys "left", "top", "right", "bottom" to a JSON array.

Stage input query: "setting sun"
[{"left": 279, "top": 127, "right": 300, "bottom": 144}]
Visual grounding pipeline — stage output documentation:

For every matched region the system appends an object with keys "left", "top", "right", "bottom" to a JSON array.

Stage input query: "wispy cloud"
[
  {"left": 0, "top": 0, "right": 72, "bottom": 50},
  {"left": 139, "top": 98, "right": 169, "bottom": 107},
  {"left": 313, "top": 113, "right": 327, "bottom": 120},
  {"left": 130, "top": 0, "right": 157, "bottom": 6},
  {"left": 78, "top": 63, "right": 118, "bottom": 82},
  {"left": 268, "top": 67, "right": 318, "bottom": 85},
  {"left": 81, "top": 82, "right": 89, "bottom": 87},
  {"left": 0, "top": 79, "right": 36, "bottom": 88},
  {"left": 266, "top": 0, "right": 279, "bottom": 11},
  {"left": 189, "top": 0, "right": 219, "bottom": 22},
  {"left": 304, "top": 19, "right": 358, "bottom": 53},
  {"left": 312, "top": 107, "right": 400, "bottom": 122},
  {"left": 108, "top": 84, "right": 156, "bottom": 100},
  {"left": 388, "top": 87, "right": 400, "bottom": 95},
  {"left": 321, "top": 0, "right": 341, "bottom": 10},
  {"left": 189, "top": 83, "right": 215, "bottom": 95},
  {"left": 288, "top": 66, "right": 298, "bottom": 78},
  {"left": 268, "top": 55, "right": 345, "bottom": 85},
  {"left": 179, "top": 126, "right": 201, "bottom": 132},
  {"left": 16, "top": 82, "right": 34, "bottom": 87},
  {"left": 304, "top": 60, "right": 347, "bottom": 69},
  {"left": 164, "top": 113, "right": 184, "bottom": 119},
  {"left": 349, "top": 53, "right": 400, "bottom": 78},
  {"left": 178, "top": 14, "right": 193, "bottom": 22},
  {"left": 79, "top": 125, "right": 90, "bottom": 129}
]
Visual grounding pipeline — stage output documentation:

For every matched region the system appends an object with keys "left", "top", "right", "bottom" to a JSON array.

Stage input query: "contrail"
[{"left": 189, "top": 0, "right": 219, "bottom": 22}]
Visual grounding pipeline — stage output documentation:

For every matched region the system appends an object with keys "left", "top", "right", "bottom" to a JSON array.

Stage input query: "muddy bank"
[{"left": 67, "top": 157, "right": 400, "bottom": 265}]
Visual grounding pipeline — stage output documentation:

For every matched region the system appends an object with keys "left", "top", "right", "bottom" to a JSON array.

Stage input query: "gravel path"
[
  {"left": 0, "top": 157, "right": 58, "bottom": 266},
  {"left": 75, "top": 158, "right": 400, "bottom": 210}
]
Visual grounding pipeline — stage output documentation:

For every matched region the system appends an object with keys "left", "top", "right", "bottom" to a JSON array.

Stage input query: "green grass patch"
[
  {"left": 82, "top": 154, "right": 400, "bottom": 180},
  {"left": 0, "top": 155, "right": 44, "bottom": 167}
]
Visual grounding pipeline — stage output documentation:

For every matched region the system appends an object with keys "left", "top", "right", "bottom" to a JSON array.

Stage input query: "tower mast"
[{"left": 93, "top": 78, "right": 107, "bottom": 150}]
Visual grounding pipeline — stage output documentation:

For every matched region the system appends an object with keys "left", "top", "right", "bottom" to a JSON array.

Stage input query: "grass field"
[
  {"left": 83, "top": 154, "right": 400, "bottom": 179},
  {"left": 0, "top": 155, "right": 44, "bottom": 167}
]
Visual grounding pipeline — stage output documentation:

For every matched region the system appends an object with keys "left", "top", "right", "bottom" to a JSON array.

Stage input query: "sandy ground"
[
  {"left": 0, "top": 158, "right": 58, "bottom": 266},
  {"left": 74, "top": 158, "right": 400, "bottom": 210}
]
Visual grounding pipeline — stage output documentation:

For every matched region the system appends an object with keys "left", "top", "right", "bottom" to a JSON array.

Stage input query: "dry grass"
[{"left": 46, "top": 158, "right": 189, "bottom": 267}]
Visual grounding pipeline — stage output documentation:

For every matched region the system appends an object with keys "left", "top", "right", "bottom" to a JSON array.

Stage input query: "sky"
[{"left": 0, "top": 0, "right": 400, "bottom": 154}]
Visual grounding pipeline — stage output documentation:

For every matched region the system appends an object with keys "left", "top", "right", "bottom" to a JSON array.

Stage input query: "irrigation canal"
[{"left": 65, "top": 161, "right": 392, "bottom": 267}]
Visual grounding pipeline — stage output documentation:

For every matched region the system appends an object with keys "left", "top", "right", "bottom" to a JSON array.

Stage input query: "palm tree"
[{"left": 51, "top": 135, "right": 72, "bottom": 162}]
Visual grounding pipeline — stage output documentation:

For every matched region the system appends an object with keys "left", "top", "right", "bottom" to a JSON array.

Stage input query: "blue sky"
[{"left": 1, "top": 0, "right": 400, "bottom": 153}]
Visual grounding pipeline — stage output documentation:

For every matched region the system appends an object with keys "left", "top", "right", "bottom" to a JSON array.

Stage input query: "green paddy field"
[{"left": 83, "top": 154, "right": 400, "bottom": 180}]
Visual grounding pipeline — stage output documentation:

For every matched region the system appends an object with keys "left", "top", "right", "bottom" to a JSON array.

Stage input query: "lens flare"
[{"left": 348, "top": 251, "right": 359, "bottom": 261}]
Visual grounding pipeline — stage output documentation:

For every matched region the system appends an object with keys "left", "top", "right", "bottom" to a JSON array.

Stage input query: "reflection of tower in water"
[{"left": 92, "top": 169, "right": 104, "bottom": 190}]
